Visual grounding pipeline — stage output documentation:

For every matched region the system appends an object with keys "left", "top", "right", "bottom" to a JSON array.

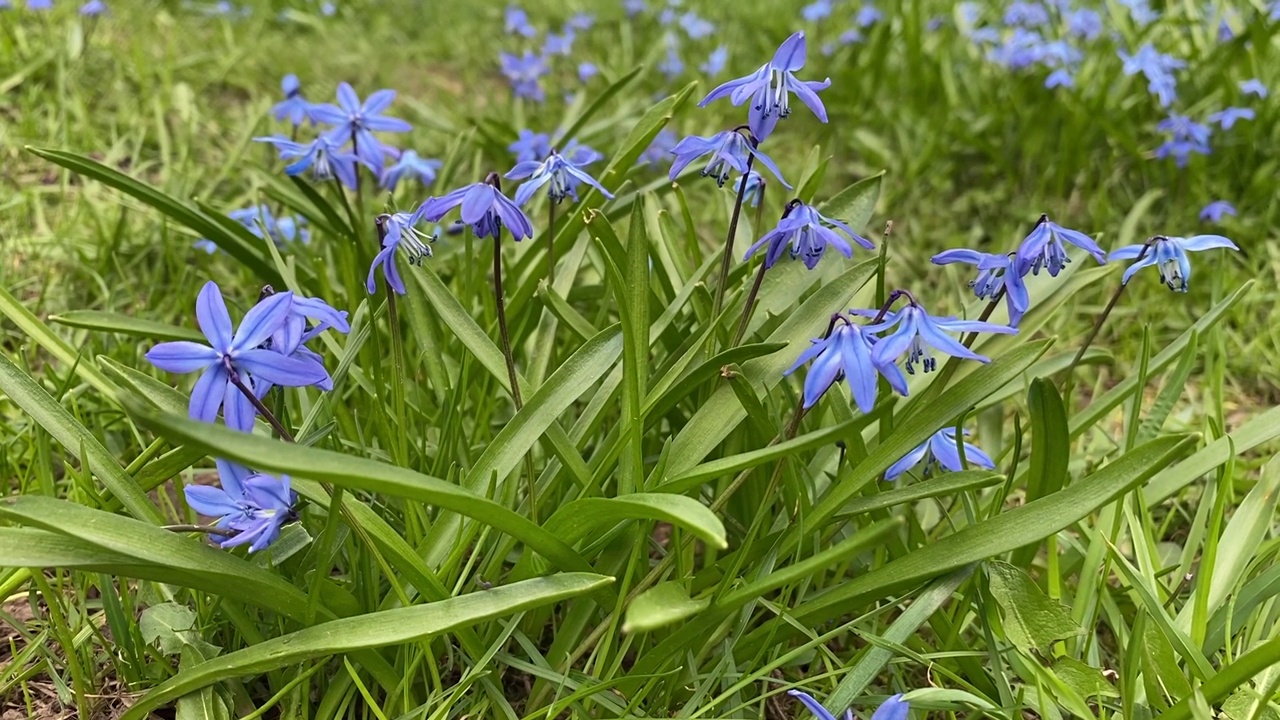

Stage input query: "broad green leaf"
[
  {"left": 1011, "top": 379, "right": 1069, "bottom": 567},
  {"left": 1156, "top": 633, "right": 1280, "bottom": 720},
  {"left": 128, "top": 407, "right": 596, "bottom": 576},
  {"left": 140, "top": 603, "right": 220, "bottom": 658},
  {"left": 49, "top": 310, "right": 205, "bottom": 342},
  {"left": 1146, "top": 404, "right": 1280, "bottom": 504},
  {"left": 556, "top": 65, "right": 643, "bottom": 146},
  {"left": 0, "top": 353, "right": 160, "bottom": 522},
  {"left": 986, "top": 560, "right": 1080, "bottom": 652},
  {"left": 1051, "top": 657, "right": 1120, "bottom": 699},
  {"left": 835, "top": 471, "right": 1002, "bottom": 519},
  {"left": 119, "top": 573, "right": 614, "bottom": 720},
  {"left": 26, "top": 146, "right": 283, "bottom": 286},
  {"left": 643, "top": 342, "right": 786, "bottom": 422},
  {"left": 817, "top": 172, "right": 883, "bottom": 232},
  {"left": 1142, "top": 613, "right": 1194, "bottom": 709},
  {"left": 0, "top": 284, "right": 115, "bottom": 397},
  {"left": 544, "top": 493, "right": 727, "bottom": 549},
  {"left": 623, "top": 582, "right": 711, "bottom": 634},
  {"left": 782, "top": 435, "right": 1193, "bottom": 627}
]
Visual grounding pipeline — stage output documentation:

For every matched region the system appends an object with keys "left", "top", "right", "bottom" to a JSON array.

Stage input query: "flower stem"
[
  {"left": 162, "top": 524, "right": 237, "bottom": 536},
  {"left": 711, "top": 153, "right": 756, "bottom": 325},
  {"left": 385, "top": 287, "right": 410, "bottom": 464},
  {"left": 547, "top": 201, "right": 557, "bottom": 283},
  {"left": 228, "top": 370, "right": 296, "bottom": 443},
  {"left": 493, "top": 227, "right": 539, "bottom": 522},
  {"left": 730, "top": 259, "right": 769, "bottom": 347},
  {"left": 1063, "top": 239, "right": 1153, "bottom": 399}
]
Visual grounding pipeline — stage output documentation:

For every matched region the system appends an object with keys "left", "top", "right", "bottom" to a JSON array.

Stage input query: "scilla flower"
[
  {"left": 272, "top": 74, "right": 313, "bottom": 126},
  {"left": 255, "top": 135, "right": 359, "bottom": 189},
  {"left": 186, "top": 459, "right": 297, "bottom": 552},
  {"left": 789, "top": 689, "right": 910, "bottom": 720},
  {"left": 669, "top": 129, "right": 789, "bottom": 188},
  {"left": 379, "top": 150, "right": 442, "bottom": 191},
  {"left": 931, "top": 249, "right": 1030, "bottom": 326},
  {"left": 1014, "top": 215, "right": 1106, "bottom": 277},
  {"left": 861, "top": 297, "right": 1016, "bottom": 374},
  {"left": 309, "top": 82, "right": 412, "bottom": 174},
  {"left": 506, "top": 149, "right": 614, "bottom": 206},
  {"left": 886, "top": 428, "right": 995, "bottom": 480},
  {"left": 1108, "top": 234, "right": 1239, "bottom": 292},
  {"left": 368, "top": 211, "right": 436, "bottom": 294},
  {"left": 420, "top": 176, "right": 534, "bottom": 241},
  {"left": 698, "top": 31, "right": 831, "bottom": 142},
  {"left": 145, "top": 282, "right": 329, "bottom": 432},
  {"left": 744, "top": 200, "right": 873, "bottom": 269},
  {"left": 785, "top": 316, "right": 906, "bottom": 412}
]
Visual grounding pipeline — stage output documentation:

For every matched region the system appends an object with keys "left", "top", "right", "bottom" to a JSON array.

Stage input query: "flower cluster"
[
  {"left": 499, "top": 5, "right": 599, "bottom": 101},
  {"left": 195, "top": 205, "right": 310, "bottom": 254},
  {"left": 187, "top": 459, "right": 297, "bottom": 552}
]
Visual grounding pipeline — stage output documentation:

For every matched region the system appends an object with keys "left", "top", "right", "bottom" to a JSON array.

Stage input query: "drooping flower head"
[
  {"left": 505, "top": 4, "right": 535, "bottom": 36},
  {"left": 789, "top": 689, "right": 910, "bottom": 720},
  {"left": 507, "top": 149, "right": 614, "bottom": 206},
  {"left": 1208, "top": 107, "right": 1255, "bottom": 130},
  {"left": 1108, "top": 234, "right": 1239, "bottom": 292},
  {"left": 186, "top": 459, "right": 297, "bottom": 552},
  {"left": 368, "top": 211, "right": 437, "bottom": 295},
  {"left": 80, "top": 0, "right": 107, "bottom": 15},
  {"left": 638, "top": 129, "right": 678, "bottom": 168},
  {"left": 785, "top": 314, "right": 906, "bottom": 412},
  {"left": 509, "top": 129, "right": 552, "bottom": 164},
  {"left": 1240, "top": 79, "right": 1268, "bottom": 98},
  {"left": 419, "top": 174, "right": 534, "bottom": 241},
  {"left": 738, "top": 171, "right": 765, "bottom": 207},
  {"left": 500, "top": 50, "right": 550, "bottom": 102},
  {"left": 744, "top": 199, "right": 874, "bottom": 270},
  {"left": 255, "top": 135, "right": 359, "bottom": 189},
  {"left": 308, "top": 82, "right": 412, "bottom": 174},
  {"left": 145, "top": 282, "right": 330, "bottom": 432},
  {"left": 380, "top": 150, "right": 442, "bottom": 192},
  {"left": 698, "top": 31, "right": 832, "bottom": 142},
  {"left": 886, "top": 428, "right": 995, "bottom": 481},
  {"left": 1014, "top": 215, "right": 1106, "bottom": 277},
  {"left": 861, "top": 293, "right": 1017, "bottom": 375},
  {"left": 1199, "top": 201, "right": 1236, "bottom": 224},
  {"left": 669, "top": 128, "right": 790, "bottom": 188},
  {"left": 272, "top": 74, "right": 313, "bottom": 127},
  {"left": 931, "top": 249, "right": 1030, "bottom": 327}
]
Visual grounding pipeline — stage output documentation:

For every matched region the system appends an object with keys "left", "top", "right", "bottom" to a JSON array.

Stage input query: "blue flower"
[
  {"left": 855, "top": 3, "right": 882, "bottom": 27},
  {"left": 1014, "top": 216, "right": 1105, "bottom": 277},
  {"left": 785, "top": 317, "right": 906, "bottom": 412},
  {"left": 420, "top": 179, "right": 534, "bottom": 241},
  {"left": 1045, "top": 69, "right": 1074, "bottom": 89},
  {"left": 699, "top": 31, "right": 831, "bottom": 142},
  {"left": 500, "top": 50, "right": 550, "bottom": 101},
  {"left": 567, "top": 11, "right": 594, "bottom": 30},
  {"left": 801, "top": 0, "right": 831, "bottom": 22},
  {"left": 658, "top": 36, "right": 684, "bottom": 80},
  {"left": 669, "top": 129, "right": 790, "bottom": 188},
  {"left": 886, "top": 428, "right": 995, "bottom": 480},
  {"left": 679, "top": 11, "right": 714, "bottom": 38},
  {"left": 931, "top": 249, "right": 1030, "bottom": 327},
  {"left": 1199, "top": 200, "right": 1236, "bottom": 224},
  {"left": 561, "top": 139, "right": 602, "bottom": 166},
  {"left": 1116, "top": 0, "right": 1158, "bottom": 26},
  {"left": 623, "top": 0, "right": 645, "bottom": 17},
  {"left": 1208, "top": 107, "right": 1255, "bottom": 130},
  {"left": 1066, "top": 8, "right": 1102, "bottom": 39},
  {"left": 1109, "top": 234, "right": 1239, "bottom": 291},
  {"left": 1154, "top": 113, "right": 1212, "bottom": 168},
  {"left": 638, "top": 129, "right": 678, "bottom": 167},
  {"left": 865, "top": 300, "right": 1017, "bottom": 374},
  {"left": 259, "top": 292, "right": 348, "bottom": 394},
  {"left": 379, "top": 150, "right": 442, "bottom": 191},
  {"left": 271, "top": 74, "right": 313, "bottom": 127},
  {"left": 1003, "top": 1, "right": 1047, "bottom": 27},
  {"left": 308, "top": 83, "right": 412, "bottom": 174},
  {"left": 255, "top": 135, "right": 359, "bottom": 189},
  {"left": 701, "top": 46, "right": 728, "bottom": 75},
  {"left": 1240, "top": 79, "right": 1268, "bottom": 98},
  {"left": 578, "top": 62, "right": 599, "bottom": 82},
  {"left": 509, "top": 129, "right": 552, "bottom": 164},
  {"left": 1119, "top": 44, "right": 1183, "bottom": 107},
  {"left": 789, "top": 689, "right": 910, "bottom": 720},
  {"left": 507, "top": 149, "right": 614, "bottom": 206},
  {"left": 505, "top": 4, "right": 535, "bottom": 36},
  {"left": 27, "top": 0, "right": 51, "bottom": 9},
  {"left": 220, "top": 205, "right": 311, "bottom": 247},
  {"left": 145, "top": 282, "right": 330, "bottom": 432},
  {"left": 737, "top": 171, "right": 765, "bottom": 207},
  {"left": 744, "top": 200, "right": 873, "bottom": 269},
  {"left": 79, "top": 0, "right": 107, "bottom": 15},
  {"left": 368, "top": 211, "right": 436, "bottom": 295},
  {"left": 185, "top": 459, "right": 297, "bottom": 552},
  {"left": 543, "top": 30, "right": 575, "bottom": 56}
]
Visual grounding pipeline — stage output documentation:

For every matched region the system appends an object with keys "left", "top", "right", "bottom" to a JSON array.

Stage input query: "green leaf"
[
  {"left": 0, "top": 284, "right": 115, "bottom": 397},
  {"left": 1011, "top": 379, "right": 1069, "bottom": 567},
  {"left": 556, "top": 65, "right": 643, "bottom": 146},
  {"left": 1142, "top": 612, "right": 1194, "bottom": 709},
  {"left": 140, "top": 603, "right": 220, "bottom": 658},
  {"left": 1136, "top": 331, "right": 1198, "bottom": 444},
  {"left": 544, "top": 493, "right": 727, "bottom": 550},
  {"left": 834, "top": 471, "right": 1003, "bottom": 519},
  {"left": 0, "top": 353, "right": 160, "bottom": 523},
  {"left": 25, "top": 146, "right": 283, "bottom": 286},
  {"left": 622, "top": 582, "right": 711, "bottom": 634},
  {"left": 49, "top": 310, "right": 205, "bottom": 342},
  {"left": 119, "top": 573, "right": 614, "bottom": 720},
  {"left": 817, "top": 172, "right": 883, "bottom": 232},
  {"left": 1146, "top": 403, "right": 1280, "bottom": 504},
  {"left": 1051, "top": 656, "right": 1119, "bottom": 699},
  {"left": 986, "top": 560, "right": 1080, "bottom": 652},
  {"left": 1156, "top": 633, "right": 1280, "bottom": 720}
]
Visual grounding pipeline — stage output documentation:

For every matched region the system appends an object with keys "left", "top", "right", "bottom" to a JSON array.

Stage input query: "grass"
[{"left": 2, "top": 0, "right": 1280, "bottom": 718}]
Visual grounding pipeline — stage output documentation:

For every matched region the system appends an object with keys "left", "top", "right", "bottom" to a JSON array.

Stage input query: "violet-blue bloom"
[
  {"left": 789, "top": 689, "right": 910, "bottom": 720},
  {"left": 186, "top": 459, "right": 297, "bottom": 552},
  {"left": 567, "top": 11, "right": 594, "bottom": 30},
  {"left": 507, "top": 150, "right": 614, "bottom": 206},
  {"left": 261, "top": 293, "right": 349, "bottom": 393},
  {"left": 856, "top": 3, "right": 882, "bottom": 27},
  {"left": 1066, "top": 8, "right": 1102, "bottom": 39},
  {"left": 658, "top": 36, "right": 684, "bottom": 80},
  {"left": 80, "top": 0, "right": 107, "bottom": 15},
  {"left": 932, "top": 249, "right": 1031, "bottom": 326},
  {"left": 699, "top": 31, "right": 831, "bottom": 142},
  {"left": 668, "top": 130, "right": 790, "bottom": 188},
  {"left": 509, "top": 129, "right": 552, "bottom": 164},
  {"left": 419, "top": 181, "right": 534, "bottom": 241},
  {"left": 578, "top": 62, "right": 599, "bottom": 82},
  {"left": 623, "top": 0, "right": 644, "bottom": 16},
  {"left": 1119, "top": 44, "right": 1183, "bottom": 107},
  {"left": 1109, "top": 234, "right": 1239, "bottom": 291},
  {"left": 145, "top": 282, "right": 329, "bottom": 432},
  {"left": 1154, "top": 113, "right": 1212, "bottom": 168},
  {"left": 1003, "top": 1, "right": 1048, "bottom": 27},
  {"left": 864, "top": 300, "right": 1017, "bottom": 374},
  {"left": 1045, "top": 69, "right": 1074, "bottom": 89},
  {"left": 886, "top": 428, "right": 995, "bottom": 480},
  {"left": 272, "top": 74, "right": 313, "bottom": 126},
  {"left": 505, "top": 5, "right": 535, "bottom": 36},
  {"left": 801, "top": 0, "right": 831, "bottom": 22},
  {"left": 785, "top": 318, "right": 906, "bottom": 412},
  {"left": 737, "top": 171, "right": 765, "bottom": 207},
  {"left": 27, "top": 0, "right": 51, "bottom": 9},
  {"left": 1240, "top": 79, "right": 1268, "bottom": 98},
  {"left": 221, "top": 205, "right": 311, "bottom": 247},
  {"left": 368, "top": 211, "right": 436, "bottom": 295},
  {"left": 255, "top": 134, "right": 359, "bottom": 189},
  {"left": 638, "top": 129, "right": 678, "bottom": 167},
  {"left": 679, "top": 11, "right": 714, "bottom": 38},
  {"left": 1199, "top": 201, "right": 1236, "bottom": 224},
  {"left": 500, "top": 50, "right": 549, "bottom": 101},
  {"left": 544, "top": 30, "right": 575, "bottom": 56},
  {"left": 309, "top": 82, "right": 412, "bottom": 174},
  {"left": 701, "top": 46, "right": 728, "bottom": 75},
  {"left": 1014, "top": 216, "right": 1106, "bottom": 277},
  {"left": 744, "top": 201, "right": 873, "bottom": 269},
  {"left": 1208, "top": 107, "right": 1254, "bottom": 130},
  {"left": 1117, "top": 0, "right": 1159, "bottom": 25},
  {"left": 379, "top": 150, "right": 442, "bottom": 191}
]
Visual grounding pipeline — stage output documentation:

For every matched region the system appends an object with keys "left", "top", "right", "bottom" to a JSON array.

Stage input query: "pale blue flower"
[
  {"left": 254, "top": 135, "right": 359, "bottom": 189},
  {"left": 1240, "top": 79, "right": 1268, "bottom": 98},
  {"left": 932, "top": 249, "right": 1030, "bottom": 326},
  {"left": 701, "top": 46, "right": 728, "bottom": 75},
  {"left": 789, "top": 689, "right": 910, "bottom": 720},
  {"left": 379, "top": 150, "right": 442, "bottom": 191},
  {"left": 420, "top": 180, "right": 534, "bottom": 241},
  {"left": 1003, "top": 1, "right": 1048, "bottom": 27},
  {"left": 578, "top": 62, "right": 599, "bottom": 82},
  {"left": 785, "top": 317, "right": 905, "bottom": 412},
  {"left": 308, "top": 83, "right": 412, "bottom": 174},
  {"left": 368, "top": 211, "right": 435, "bottom": 294},
  {"left": 886, "top": 428, "right": 995, "bottom": 480},
  {"left": 737, "top": 171, "right": 765, "bottom": 207},
  {"left": 1014, "top": 216, "right": 1105, "bottom": 277},
  {"left": 500, "top": 50, "right": 549, "bottom": 101},
  {"left": 271, "top": 75, "right": 314, "bottom": 127},
  {"left": 863, "top": 301, "right": 1017, "bottom": 374},
  {"left": 506, "top": 149, "right": 614, "bottom": 205},
  {"left": 638, "top": 129, "right": 678, "bottom": 167},
  {"left": 505, "top": 5, "right": 535, "bottom": 36},
  {"left": 1208, "top": 107, "right": 1255, "bottom": 130},
  {"left": 186, "top": 459, "right": 297, "bottom": 552},
  {"left": 698, "top": 31, "right": 831, "bottom": 142},
  {"left": 509, "top": 129, "right": 552, "bottom": 164},
  {"left": 856, "top": 3, "right": 882, "bottom": 27},
  {"left": 679, "top": 11, "right": 714, "bottom": 38},
  {"left": 1199, "top": 200, "right": 1236, "bottom": 224},
  {"left": 668, "top": 129, "right": 790, "bottom": 187},
  {"left": 802, "top": 0, "right": 831, "bottom": 22},
  {"left": 744, "top": 200, "right": 873, "bottom": 269},
  {"left": 1045, "top": 69, "right": 1074, "bottom": 89},
  {"left": 1109, "top": 234, "right": 1239, "bottom": 291}
]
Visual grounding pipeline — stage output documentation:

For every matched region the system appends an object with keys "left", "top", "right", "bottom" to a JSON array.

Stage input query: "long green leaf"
[
  {"left": 120, "top": 574, "right": 614, "bottom": 720},
  {"left": 49, "top": 310, "right": 205, "bottom": 342},
  {"left": 0, "top": 284, "right": 115, "bottom": 397},
  {"left": 544, "top": 493, "right": 727, "bottom": 549}
]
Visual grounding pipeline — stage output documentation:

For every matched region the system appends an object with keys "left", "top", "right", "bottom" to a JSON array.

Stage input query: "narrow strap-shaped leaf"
[
  {"left": 50, "top": 310, "right": 205, "bottom": 342},
  {"left": 543, "top": 493, "right": 727, "bottom": 549},
  {"left": 0, "top": 284, "right": 116, "bottom": 397}
]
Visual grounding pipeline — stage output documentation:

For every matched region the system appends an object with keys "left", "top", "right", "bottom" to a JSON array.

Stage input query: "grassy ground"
[{"left": 2, "top": 0, "right": 1280, "bottom": 718}]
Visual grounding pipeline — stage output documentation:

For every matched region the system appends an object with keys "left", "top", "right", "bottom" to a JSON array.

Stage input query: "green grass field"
[{"left": 2, "top": 0, "right": 1280, "bottom": 718}]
